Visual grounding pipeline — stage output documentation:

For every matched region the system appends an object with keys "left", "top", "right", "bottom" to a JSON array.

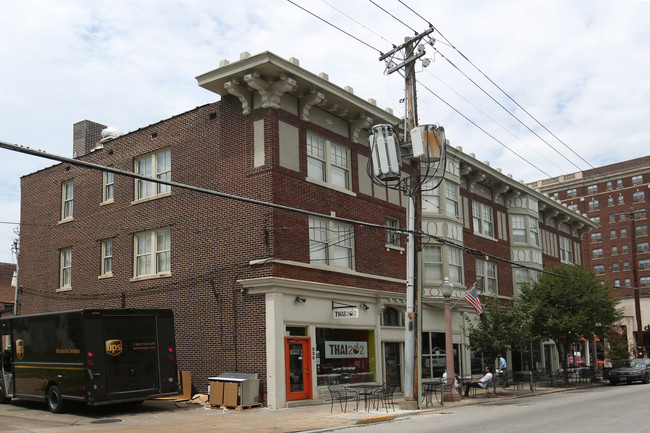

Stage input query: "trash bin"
[{"left": 208, "top": 372, "right": 260, "bottom": 408}]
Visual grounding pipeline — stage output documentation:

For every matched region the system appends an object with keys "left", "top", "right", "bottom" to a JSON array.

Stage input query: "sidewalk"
[{"left": 59, "top": 381, "right": 603, "bottom": 433}]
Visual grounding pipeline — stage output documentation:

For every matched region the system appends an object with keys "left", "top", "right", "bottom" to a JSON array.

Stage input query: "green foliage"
[
  {"left": 606, "top": 328, "right": 632, "bottom": 364},
  {"left": 464, "top": 295, "right": 533, "bottom": 358}
]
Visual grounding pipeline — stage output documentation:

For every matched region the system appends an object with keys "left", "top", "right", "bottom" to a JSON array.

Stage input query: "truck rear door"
[{"left": 103, "top": 315, "right": 159, "bottom": 394}]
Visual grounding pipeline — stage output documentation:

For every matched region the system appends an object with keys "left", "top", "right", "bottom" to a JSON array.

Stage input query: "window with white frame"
[
  {"left": 636, "top": 225, "right": 647, "bottom": 237},
  {"left": 609, "top": 214, "right": 616, "bottom": 223},
  {"left": 306, "top": 133, "right": 350, "bottom": 190},
  {"left": 134, "top": 228, "right": 170, "bottom": 277},
  {"left": 511, "top": 215, "right": 538, "bottom": 245},
  {"left": 617, "top": 179, "right": 623, "bottom": 188},
  {"left": 514, "top": 268, "right": 537, "bottom": 294},
  {"left": 385, "top": 217, "right": 400, "bottom": 247},
  {"left": 624, "top": 278, "right": 631, "bottom": 287},
  {"left": 607, "top": 181, "right": 613, "bottom": 191},
  {"left": 591, "top": 232, "right": 602, "bottom": 242},
  {"left": 639, "top": 259, "right": 650, "bottom": 270},
  {"left": 444, "top": 181, "right": 459, "bottom": 218},
  {"left": 641, "top": 277, "right": 650, "bottom": 286},
  {"left": 612, "top": 246, "right": 618, "bottom": 256},
  {"left": 632, "top": 175, "right": 643, "bottom": 186},
  {"left": 60, "top": 248, "right": 72, "bottom": 288},
  {"left": 618, "top": 195, "right": 625, "bottom": 205},
  {"left": 587, "top": 184, "right": 598, "bottom": 195},
  {"left": 135, "top": 149, "right": 171, "bottom": 200},
  {"left": 448, "top": 246, "right": 463, "bottom": 283},
  {"left": 621, "top": 228, "right": 627, "bottom": 238},
  {"left": 592, "top": 248, "right": 603, "bottom": 258},
  {"left": 423, "top": 245, "right": 443, "bottom": 281},
  {"left": 634, "top": 191, "right": 645, "bottom": 203},
  {"left": 101, "top": 239, "right": 113, "bottom": 276},
  {"left": 610, "top": 229, "right": 617, "bottom": 239},
  {"left": 612, "top": 262, "right": 619, "bottom": 272},
  {"left": 607, "top": 197, "right": 614, "bottom": 207},
  {"left": 472, "top": 201, "right": 494, "bottom": 237},
  {"left": 638, "top": 242, "right": 650, "bottom": 252},
  {"left": 103, "top": 171, "right": 114, "bottom": 203},
  {"left": 594, "top": 264, "right": 604, "bottom": 274},
  {"left": 421, "top": 179, "right": 441, "bottom": 213},
  {"left": 61, "top": 180, "right": 74, "bottom": 220},
  {"left": 622, "top": 244, "right": 629, "bottom": 254},
  {"left": 623, "top": 261, "right": 630, "bottom": 271},
  {"left": 613, "top": 279, "right": 620, "bottom": 287},
  {"left": 476, "top": 258, "right": 497, "bottom": 294},
  {"left": 568, "top": 204, "right": 579, "bottom": 211},
  {"left": 559, "top": 236, "right": 574, "bottom": 263},
  {"left": 589, "top": 200, "right": 600, "bottom": 211},
  {"left": 308, "top": 216, "right": 353, "bottom": 269},
  {"left": 567, "top": 188, "right": 577, "bottom": 198}
]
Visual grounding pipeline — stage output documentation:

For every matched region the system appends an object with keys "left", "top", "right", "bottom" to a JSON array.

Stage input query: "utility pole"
[{"left": 379, "top": 27, "right": 434, "bottom": 407}]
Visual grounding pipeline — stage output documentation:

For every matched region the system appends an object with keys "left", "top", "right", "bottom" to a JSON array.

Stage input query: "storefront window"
[
  {"left": 316, "top": 328, "right": 375, "bottom": 386},
  {"left": 421, "top": 332, "right": 461, "bottom": 378}
]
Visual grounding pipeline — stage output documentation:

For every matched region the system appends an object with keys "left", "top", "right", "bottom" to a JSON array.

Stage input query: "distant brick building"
[
  {"left": 17, "top": 52, "right": 592, "bottom": 407},
  {"left": 528, "top": 156, "right": 650, "bottom": 355}
]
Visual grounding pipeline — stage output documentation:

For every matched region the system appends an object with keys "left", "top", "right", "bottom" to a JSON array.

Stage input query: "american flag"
[{"left": 464, "top": 282, "right": 483, "bottom": 315}]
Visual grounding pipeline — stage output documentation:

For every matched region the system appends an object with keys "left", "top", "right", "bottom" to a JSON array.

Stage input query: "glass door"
[
  {"left": 384, "top": 342, "right": 402, "bottom": 390},
  {"left": 285, "top": 337, "right": 312, "bottom": 401}
]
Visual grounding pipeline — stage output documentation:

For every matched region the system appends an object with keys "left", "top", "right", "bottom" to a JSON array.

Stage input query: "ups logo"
[
  {"left": 16, "top": 339, "right": 24, "bottom": 360},
  {"left": 105, "top": 339, "right": 123, "bottom": 356}
]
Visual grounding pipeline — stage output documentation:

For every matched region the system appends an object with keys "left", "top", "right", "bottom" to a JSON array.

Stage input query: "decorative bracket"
[
  {"left": 224, "top": 79, "right": 252, "bottom": 115},
  {"left": 301, "top": 89, "right": 326, "bottom": 121},
  {"left": 244, "top": 71, "right": 297, "bottom": 109}
]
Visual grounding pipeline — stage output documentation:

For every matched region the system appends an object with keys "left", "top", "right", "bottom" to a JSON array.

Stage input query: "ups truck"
[{"left": 0, "top": 308, "right": 180, "bottom": 412}]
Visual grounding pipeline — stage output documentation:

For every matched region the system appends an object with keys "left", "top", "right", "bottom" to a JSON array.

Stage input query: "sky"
[{"left": 1, "top": 0, "right": 649, "bottom": 264}]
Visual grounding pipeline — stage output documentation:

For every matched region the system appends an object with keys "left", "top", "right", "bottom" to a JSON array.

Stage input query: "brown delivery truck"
[{"left": 0, "top": 308, "right": 179, "bottom": 412}]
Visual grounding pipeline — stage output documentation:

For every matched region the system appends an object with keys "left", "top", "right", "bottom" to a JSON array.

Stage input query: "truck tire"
[
  {"left": 47, "top": 385, "right": 67, "bottom": 413},
  {"left": 0, "top": 381, "right": 11, "bottom": 404}
]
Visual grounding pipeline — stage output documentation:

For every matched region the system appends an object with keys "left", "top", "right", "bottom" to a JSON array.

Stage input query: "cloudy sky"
[{"left": 1, "top": 0, "right": 649, "bottom": 263}]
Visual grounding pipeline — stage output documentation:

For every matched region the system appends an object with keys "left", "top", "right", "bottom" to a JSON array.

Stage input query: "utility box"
[{"left": 208, "top": 372, "right": 260, "bottom": 407}]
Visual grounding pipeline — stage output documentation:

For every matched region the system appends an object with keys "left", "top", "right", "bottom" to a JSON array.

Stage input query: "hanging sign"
[
  {"left": 333, "top": 308, "right": 359, "bottom": 319},
  {"left": 324, "top": 341, "right": 368, "bottom": 359}
]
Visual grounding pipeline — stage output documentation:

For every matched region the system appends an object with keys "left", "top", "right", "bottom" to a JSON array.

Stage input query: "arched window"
[{"left": 381, "top": 307, "right": 403, "bottom": 327}]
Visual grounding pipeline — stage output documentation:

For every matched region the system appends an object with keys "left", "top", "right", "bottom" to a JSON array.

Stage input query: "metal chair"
[{"left": 327, "top": 385, "right": 356, "bottom": 413}]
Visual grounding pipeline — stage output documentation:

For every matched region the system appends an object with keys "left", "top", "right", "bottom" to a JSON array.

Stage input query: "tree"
[
  {"left": 520, "top": 263, "right": 622, "bottom": 381},
  {"left": 465, "top": 295, "right": 533, "bottom": 361}
]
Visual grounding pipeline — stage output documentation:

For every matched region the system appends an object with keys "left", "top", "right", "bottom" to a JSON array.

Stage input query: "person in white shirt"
[
  {"left": 463, "top": 366, "right": 493, "bottom": 397},
  {"left": 442, "top": 370, "right": 462, "bottom": 392}
]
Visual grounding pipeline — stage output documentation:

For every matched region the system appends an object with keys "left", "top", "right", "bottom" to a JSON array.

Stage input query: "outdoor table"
[
  {"left": 422, "top": 380, "right": 444, "bottom": 407},
  {"left": 346, "top": 384, "right": 381, "bottom": 411}
]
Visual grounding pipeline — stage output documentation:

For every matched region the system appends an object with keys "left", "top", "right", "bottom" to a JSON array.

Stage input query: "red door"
[{"left": 285, "top": 337, "right": 312, "bottom": 401}]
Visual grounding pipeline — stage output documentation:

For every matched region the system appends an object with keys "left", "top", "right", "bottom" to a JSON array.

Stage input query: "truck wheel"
[
  {"left": 47, "top": 386, "right": 67, "bottom": 413},
  {"left": 0, "top": 381, "right": 11, "bottom": 404}
]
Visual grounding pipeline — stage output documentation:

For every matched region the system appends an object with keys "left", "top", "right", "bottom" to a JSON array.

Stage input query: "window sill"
[
  {"left": 385, "top": 244, "right": 405, "bottom": 253},
  {"left": 130, "top": 272, "right": 172, "bottom": 283},
  {"left": 56, "top": 286, "right": 72, "bottom": 293},
  {"left": 100, "top": 199, "right": 115, "bottom": 206},
  {"left": 305, "top": 177, "right": 356, "bottom": 197},
  {"left": 58, "top": 217, "right": 74, "bottom": 225},
  {"left": 131, "top": 191, "right": 172, "bottom": 206},
  {"left": 98, "top": 273, "right": 113, "bottom": 279}
]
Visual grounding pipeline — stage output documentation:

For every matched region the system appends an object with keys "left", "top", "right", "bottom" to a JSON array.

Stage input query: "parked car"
[{"left": 608, "top": 358, "right": 650, "bottom": 385}]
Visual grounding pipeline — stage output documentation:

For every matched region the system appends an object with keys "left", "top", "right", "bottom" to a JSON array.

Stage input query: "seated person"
[
  {"left": 464, "top": 366, "right": 493, "bottom": 397},
  {"left": 442, "top": 370, "right": 462, "bottom": 392}
]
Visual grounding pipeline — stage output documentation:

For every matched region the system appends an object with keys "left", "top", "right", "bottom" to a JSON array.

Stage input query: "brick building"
[
  {"left": 17, "top": 51, "right": 593, "bottom": 408},
  {"left": 528, "top": 156, "right": 650, "bottom": 355}
]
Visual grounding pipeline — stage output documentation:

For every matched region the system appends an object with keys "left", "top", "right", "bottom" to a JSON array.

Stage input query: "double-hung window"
[
  {"left": 422, "top": 179, "right": 441, "bottom": 213},
  {"left": 511, "top": 215, "right": 539, "bottom": 246},
  {"left": 632, "top": 175, "right": 643, "bottom": 186},
  {"left": 61, "top": 180, "right": 74, "bottom": 221},
  {"left": 444, "top": 181, "right": 459, "bottom": 218},
  {"left": 306, "top": 133, "right": 350, "bottom": 190},
  {"left": 134, "top": 228, "right": 170, "bottom": 277},
  {"left": 60, "top": 248, "right": 72, "bottom": 289},
  {"left": 472, "top": 201, "right": 494, "bottom": 237},
  {"left": 308, "top": 217, "right": 353, "bottom": 269},
  {"left": 559, "top": 236, "right": 573, "bottom": 263},
  {"left": 423, "top": 245, "right": 463, "bottom": 283},
  {"left": 101, "top": 239, "right": 113, "bottom": 276},
  {"left": 587, "top": 184, "right": 598, "bottom": 195},
  {"left": 476, "top": 258, "right": 497, "bottom": 294},
  {"left": 103, "top": 171, "right": 114, "bottom": 203},
  {"left": 634, "top": 191, "right": 645, "bottom": 203},
  {"left": 135, "top": 149, "right": 171, "bottom": 200},
  {"left": 385, "top": 217, "right": 401, "bottom": 247}
]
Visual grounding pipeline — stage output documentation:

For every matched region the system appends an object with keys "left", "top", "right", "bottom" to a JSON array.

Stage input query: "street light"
[{"left": 441, "top": 277, "right": 460, "bottom": 402}]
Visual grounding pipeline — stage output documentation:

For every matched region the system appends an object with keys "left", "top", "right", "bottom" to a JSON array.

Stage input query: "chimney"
[{"left": 73, "top": 120, "right": 106, "bottom": 157}]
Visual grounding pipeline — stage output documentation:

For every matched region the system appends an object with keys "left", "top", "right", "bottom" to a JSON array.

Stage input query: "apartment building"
[
  {"left": 16, "top": 51, "right": 593, "bottom": 407},
  {"left": 528, "top": 155, "right": 650, "bottom": 354}
]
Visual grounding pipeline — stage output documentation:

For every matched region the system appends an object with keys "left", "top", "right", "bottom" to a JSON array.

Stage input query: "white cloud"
[{"left": 1, "top": 0, "right": 649, "bottom": 262}]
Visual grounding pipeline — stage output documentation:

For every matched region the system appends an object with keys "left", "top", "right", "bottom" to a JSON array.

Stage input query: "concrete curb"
[{"left": 357, "top": 414, "right": 396, "bottom": 424}]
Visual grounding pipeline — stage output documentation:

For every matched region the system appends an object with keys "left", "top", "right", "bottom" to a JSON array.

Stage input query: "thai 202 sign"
[{"left": 324, "top": 341, "right": 368, "bottom": 359}]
